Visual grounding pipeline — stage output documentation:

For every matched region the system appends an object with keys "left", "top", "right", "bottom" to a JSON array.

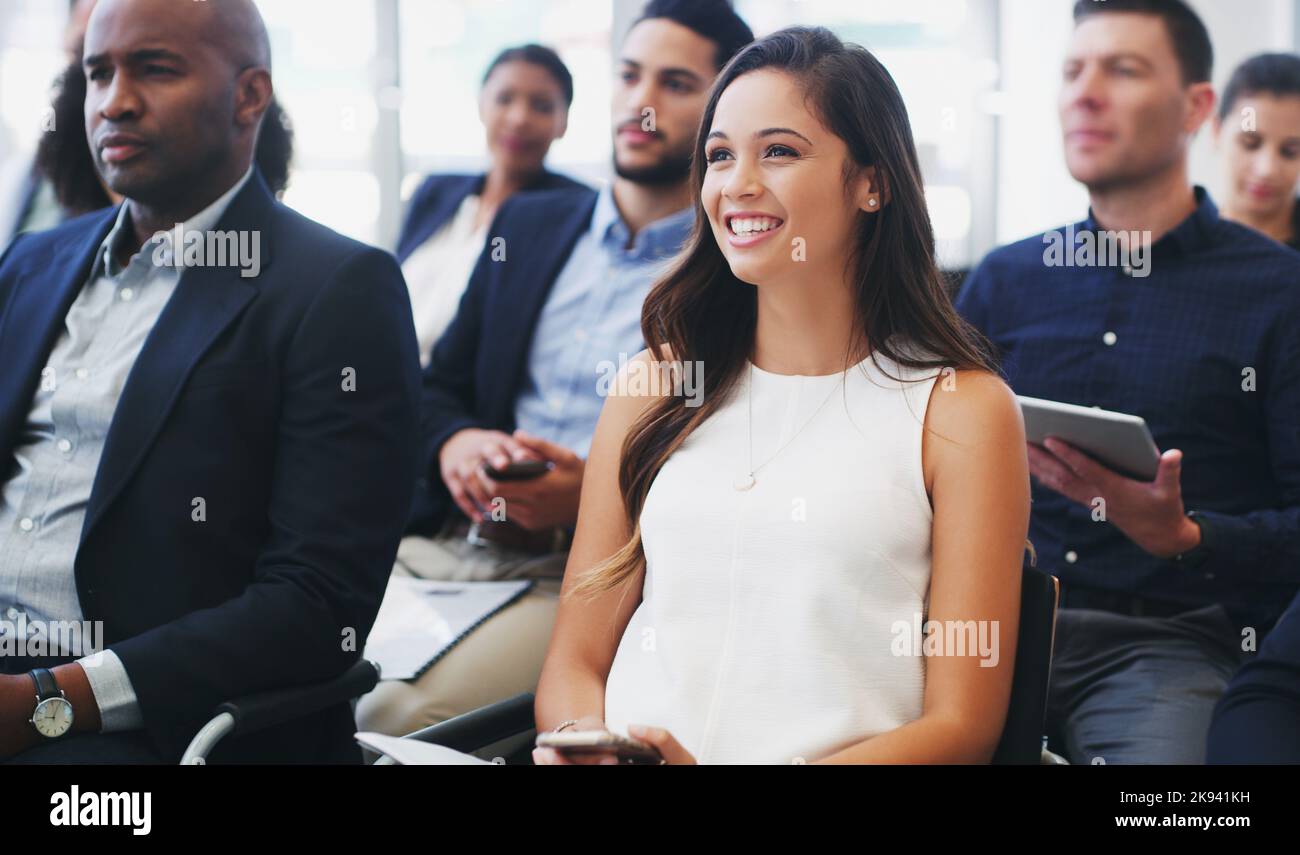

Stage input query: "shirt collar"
[
  {"left": 1081, "top": 185, "right": 1219, "bottom": 257},
  {"left": 592, "top": 182, "right": 693, "bottom": 262},
  {"left": 98, "top": 166, "right": 256, "bottom": 276}
]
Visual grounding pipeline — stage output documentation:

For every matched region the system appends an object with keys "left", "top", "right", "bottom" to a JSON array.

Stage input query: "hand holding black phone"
[{"left": 481, "top": 459, "right": 552, "bottom": 481}]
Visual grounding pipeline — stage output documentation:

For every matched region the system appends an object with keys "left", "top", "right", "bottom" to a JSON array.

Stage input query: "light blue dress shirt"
[
  {"left": 0, "top": 168, "right": 253, "bottom": 732},
  {"left": 513, "top": 184, "right": 693, "bottom": 457}
]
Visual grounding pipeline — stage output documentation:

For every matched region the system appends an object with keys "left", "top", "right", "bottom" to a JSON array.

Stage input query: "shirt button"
[
  {"left": 1102, "top": 331, "right": 1117, "bottom": 346},
  {"left": 6, "top": 607, "right": 19, "bottom": 619},
  {"left": 1121, "top": 265, "right": 1133, "bottom": 276},
  {"left": 57, "top": 438, "right": 72, "bottom": 453},
  {"left": 75, "top": 368, "right": 89, "bottom": 380},
  {"left": 120, "top": 287, "right": 135, "bottom": 302},
  {"left": 1065, "top": 550, "right": 1078, "bottom": 564},
  {"left": 18, "top": 517, "right": 34, "bottom": 532}
]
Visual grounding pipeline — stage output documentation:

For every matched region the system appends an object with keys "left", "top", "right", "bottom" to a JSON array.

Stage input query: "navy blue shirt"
[{"left": 957, "top": 188, "right": 1300, "bottom": 627}]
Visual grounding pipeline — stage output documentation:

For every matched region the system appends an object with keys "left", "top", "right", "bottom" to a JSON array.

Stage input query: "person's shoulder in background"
[
  {"left": 530, "top": 168, "right": 590, "bottom": 194},
  {"left": 396, "top": 170, "right": 590, "bottom": 260},
  {"left": 954, "top": 220, "right": 1089, "bottom": 332},
  {"left": 966, "top": 221, "right": 1089, "bottom": 284},
  {"left": 405, "top": 173, "right": 478, "bottom": 211},
  {"left": 407, "top": 169, "right": 590, "bottom": 214},
  {"left": 0, "top": 205, "right": 119, "bottom": 305},
  {"left": 1289, "top": 196, "right": 1300, "bottom": 253},
  {"left": 483, "top": 182, "right": 599, "bottom": 238},
  {"left": 1209, "top": 207, "right": 1300, "bottom": 301},
  {"left": 268, "top": 194, "right": 410, "bottom": 305}
]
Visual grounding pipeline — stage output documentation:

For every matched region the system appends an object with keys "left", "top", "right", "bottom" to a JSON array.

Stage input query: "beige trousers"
[{"left": 355, "top": 530, "right": 567, "bottom": 737}]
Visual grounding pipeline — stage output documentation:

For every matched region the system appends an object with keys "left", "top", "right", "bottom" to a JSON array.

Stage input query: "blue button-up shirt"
[
  {"left": 514, "top": 184, "right": 693, "bottom": 457},
  {"left": 957, "top": 187, "right": 1300, "bottom": 627}
]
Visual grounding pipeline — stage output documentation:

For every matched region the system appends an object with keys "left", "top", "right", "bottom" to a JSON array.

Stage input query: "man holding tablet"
[{"left": 958, "top": 0, "right": 1300, "bottom": 764}]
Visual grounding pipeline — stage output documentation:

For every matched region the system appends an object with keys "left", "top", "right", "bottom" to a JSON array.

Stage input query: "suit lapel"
[
  {"left": 0, "top": 210, "right": 117, "bottom": 456},
  {"left": 81, "top": 174, "right": 276, "bottom": 541}
]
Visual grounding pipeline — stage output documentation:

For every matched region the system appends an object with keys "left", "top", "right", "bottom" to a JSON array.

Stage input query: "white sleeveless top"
[{"left": 603, "top": 348, "right": 943, "bottom": 764}]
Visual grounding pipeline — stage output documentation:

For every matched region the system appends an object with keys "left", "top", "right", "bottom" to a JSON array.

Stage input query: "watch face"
[{"left": 32, "top": 697, "right": 74, "bottom": 738}]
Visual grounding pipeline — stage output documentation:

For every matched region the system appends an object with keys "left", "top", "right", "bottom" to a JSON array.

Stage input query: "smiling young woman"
[{"left": 533, "top": 26, "right": 1031, "bottom": 765}]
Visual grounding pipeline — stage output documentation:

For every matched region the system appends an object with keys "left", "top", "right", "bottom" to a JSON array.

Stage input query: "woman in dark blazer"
[{"left": 397, "top": 44, "right": 588, "bottom": 363}]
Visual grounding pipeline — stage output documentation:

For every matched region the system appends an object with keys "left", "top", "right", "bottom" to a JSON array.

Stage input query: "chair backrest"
[{"left": 992, "top": 567, "right": 1060, "bottom": 764}]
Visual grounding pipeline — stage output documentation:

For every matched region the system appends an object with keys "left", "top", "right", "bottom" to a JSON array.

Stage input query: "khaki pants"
[{"left": 355, "top": 529, "right": 568, "bottom": 738}]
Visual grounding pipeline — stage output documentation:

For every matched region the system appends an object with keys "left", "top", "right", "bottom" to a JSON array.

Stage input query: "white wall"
[{"left": 994, "top": 0, "right": 1296, "bottom": 246}]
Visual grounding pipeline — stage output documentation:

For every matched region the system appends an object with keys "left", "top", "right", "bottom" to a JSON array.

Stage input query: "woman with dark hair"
[
  {"left": 533, "top": 27, "right": 1030, "bottom": 764},
  {"left": 35, "top": 57, "right": 295, "bottom": 218},
  {"left": 396, "top": 43, "right": 586, "bottom": 364},
  {"left": 35, "top": 61, "right": 107, "bottom": 218},
  {"left": 1212, "top": 53, "right": 1300, "bottom": 251}
]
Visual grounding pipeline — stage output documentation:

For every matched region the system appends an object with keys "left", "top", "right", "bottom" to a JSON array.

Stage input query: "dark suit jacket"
[
  {"left": 1207, "top": 590, "right": 1300, "bottom": 763},
  {"left": 407, "top": 184, "right": 599, "bottom": 535},
  {"left": 0, "top": 171, "right": 421, "bottom": 763},
  {"left": 394, "top": 170, "right": 587, "bottom": 264}
]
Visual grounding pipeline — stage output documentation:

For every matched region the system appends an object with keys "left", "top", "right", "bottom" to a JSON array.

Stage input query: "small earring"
[{"left": 867, "top": 197, "right": 878, "bottom": 208}]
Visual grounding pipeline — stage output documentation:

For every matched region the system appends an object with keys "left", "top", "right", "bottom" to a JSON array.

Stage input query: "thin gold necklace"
[{"left": 734, "top": 361, "right": 845, "bottom": 492}]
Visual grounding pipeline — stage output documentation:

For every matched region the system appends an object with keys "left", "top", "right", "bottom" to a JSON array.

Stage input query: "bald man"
[{"left": 0, "top": 0, "right": 420, "bottom": 763}]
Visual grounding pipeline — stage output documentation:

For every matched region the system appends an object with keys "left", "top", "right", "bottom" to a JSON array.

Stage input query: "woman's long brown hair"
[{"left": 571, "top": 27, "right": 997, "bottom": 599}]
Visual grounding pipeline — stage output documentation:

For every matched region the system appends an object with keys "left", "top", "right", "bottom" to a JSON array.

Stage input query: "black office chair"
[
  {"left": 993, "top": 566, "right": 1060, "bottom": 764},
  {"left": 180, "top": 659, "right": 382, "bottom": 764},
  {"left": 397, "top": 566, "right": 1062, "bottom": 765}
]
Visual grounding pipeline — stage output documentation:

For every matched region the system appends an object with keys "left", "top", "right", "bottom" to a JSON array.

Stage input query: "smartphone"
[
  {"left": 534, "top": 730, "right": 663, "bottom": 764},
  {"left": 482, "top": 459, "right": 552, "bottom": 481}
]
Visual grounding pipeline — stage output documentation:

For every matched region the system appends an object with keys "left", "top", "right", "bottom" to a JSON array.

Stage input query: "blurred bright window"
[
  {"left": 0, "top": 1, "right": 67, "bottom": 165},
  {"left": 1, "top": 0, "right": 993, "bottom": 263},
  {"left": 735, "top": 0, "right": 1000, "bottom": 269}
]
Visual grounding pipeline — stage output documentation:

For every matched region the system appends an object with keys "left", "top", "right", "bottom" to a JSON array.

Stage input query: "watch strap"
[{"left": 30, "top": 667, "right": 60, "bottom": 701}]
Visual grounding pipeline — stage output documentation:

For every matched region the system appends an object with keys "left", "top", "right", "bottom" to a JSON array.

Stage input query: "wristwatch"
[
  {"left": 1174, "top": 510, "right": 1212, "bottom": 570},
  {"left": 28, "top": 668, "right": 75, "bottom": 739}
]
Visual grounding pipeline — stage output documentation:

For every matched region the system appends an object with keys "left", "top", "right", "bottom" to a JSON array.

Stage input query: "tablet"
[{"left": 1017, "top": 395, "right": 1162, "bottom": 481}]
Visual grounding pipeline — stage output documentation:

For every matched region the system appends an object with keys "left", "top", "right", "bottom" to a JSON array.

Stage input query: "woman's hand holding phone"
[
  {"left": 532, "top": 716, "right": 624, "bottom": 765},
  {"left": 532, "top": 723, "right": 696, "bottom": 765}
]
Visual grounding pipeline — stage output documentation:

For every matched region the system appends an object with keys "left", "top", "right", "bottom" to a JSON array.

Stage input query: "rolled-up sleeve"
[{"left": 78, "top": 648, "right": 144, "bottom": 731}]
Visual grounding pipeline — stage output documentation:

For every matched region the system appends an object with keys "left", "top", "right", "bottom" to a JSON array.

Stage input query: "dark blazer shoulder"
[
  {"left": 492, "top": 183, "right": 599, "bottom": 233},
  {"left": 412, "top": 169, "right": 586, "bottom": 205},
  {"left": 534, "top": 170, "right": 589, "bottom": 194},
  {"left": 396, "top": 170, "right": 591, "bottom": 262},
  {"left": 409, "top": 173, "right": 480, "bottom": 210},
  {"left": 261, "top": 200, "right": 406, "bottom": 299},
  {"left": 394, "top": 174, "right": 480, "bottom": 261},
  {"left": 0, "top": 208, "right": 117, "bottom": 317},
  {"left": 1, "top": 207, "right": 116, "bottom": 265},
  {"left": 270, "top": 199, "right": 390, "bottom": 265}
]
